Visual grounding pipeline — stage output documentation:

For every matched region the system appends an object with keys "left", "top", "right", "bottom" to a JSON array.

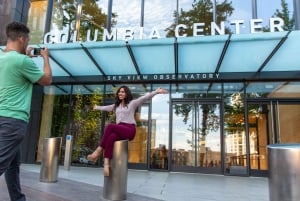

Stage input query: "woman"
[{"left": 87, "top": 86, "right": 168, "bottom": 176}]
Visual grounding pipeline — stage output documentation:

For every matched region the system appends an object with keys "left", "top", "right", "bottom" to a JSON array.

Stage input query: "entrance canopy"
[{"left": 3, "top": 31, "right": 300, "bottom": 84}]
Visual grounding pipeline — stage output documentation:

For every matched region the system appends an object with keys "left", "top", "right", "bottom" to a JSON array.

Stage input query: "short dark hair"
[{"left": 6, "top": 21, "right": 30, "bottom": 41}]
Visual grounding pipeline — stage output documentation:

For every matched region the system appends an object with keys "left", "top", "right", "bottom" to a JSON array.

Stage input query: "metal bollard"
[
  {"left": 64, "top": 135, "right": 73, "bottom": 170},
  {"left": 40, "top": 137, "right": 62, "bottom": 183},
  {"left": 103, "top": 140, "right": 128, "bottom": 200},
  {"left": 268, "top": 144, "right": 300, "bottom": 201}
]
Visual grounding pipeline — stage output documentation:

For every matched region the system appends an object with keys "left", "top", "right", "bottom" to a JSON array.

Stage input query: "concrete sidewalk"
[{"left": 0, "top": 164, "right": 269, "bottom": 201}]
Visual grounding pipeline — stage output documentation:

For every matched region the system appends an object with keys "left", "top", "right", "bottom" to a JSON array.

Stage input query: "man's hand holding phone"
[
  {"left": 30, "top": 47, "right": 49, "bottom": 58},
  {"left": 26, "top": 47, "right": 48, "bottom": 57}
]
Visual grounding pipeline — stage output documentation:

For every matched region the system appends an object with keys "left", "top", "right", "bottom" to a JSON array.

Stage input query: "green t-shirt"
[{"left": 0, "top": 50, "right": 44, "bottom": 122}]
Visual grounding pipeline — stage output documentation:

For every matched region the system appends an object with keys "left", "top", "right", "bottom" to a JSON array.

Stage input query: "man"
[{"left": 0, "top": 21, "right": 52, "bottom": 201}]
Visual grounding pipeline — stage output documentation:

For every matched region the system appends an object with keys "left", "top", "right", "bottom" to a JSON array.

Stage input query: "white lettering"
[
  {"left": 149, "top": 27, "right": 160, "bottom": 39},
  {"left": 123, "top": 28, "right": 134, "bottom": 41},
  {"left": 59, "top": 32, "right": 69, "bottom": 43},
  {"left": 250, "top": 19, "right": 263, "bottom": 33},
  {"left": 175, "top": 24, "right": 187, "bottom": 37},
  {"left": 87, "top": 29, "right": 98, "bottom": 42},
  {"left": 70, "top": 31, "right": 78, "bottom": 42},
  {"left": 44, "top": 17, "right": 285, "bottom": 44},
  {"left": 211, "top": 21, "right": 225, "bottom": 35},
  {"left": 43, "top": 31, "right": 69, "bottom": 44},
  {"left": 139, "top": 27, "right": 145, "bottom": 39},
  {"left": 230, "top": 20, "right": 244, "bottom": 34},
  {"left": 103, "top": 28, "right": 117, "bottom": 41},
  {"left": 106, "top": 73, "right": 221, "bottom": 81},
  {"left": 270, "top": 17, "right": 284, "bottom": 32},
  {"left": 44, "top": 32, "right": 54, "bottom": 44},
  {"left": 193, "top": 23, "right": 205, "bottom": 36}
]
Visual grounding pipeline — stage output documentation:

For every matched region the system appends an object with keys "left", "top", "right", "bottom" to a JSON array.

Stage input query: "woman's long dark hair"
[{"left": 114, "top": 86, "right": 133, "bottom": 108}]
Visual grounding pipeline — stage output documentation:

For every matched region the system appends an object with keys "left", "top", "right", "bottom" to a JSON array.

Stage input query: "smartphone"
[{"left": 33, "top": 48, "right": 43, "bottom": 55}]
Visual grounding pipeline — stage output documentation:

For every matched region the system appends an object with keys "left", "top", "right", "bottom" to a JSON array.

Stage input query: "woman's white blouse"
[{"left": 94, "top": 91, "right": 158, "bottom": 125}]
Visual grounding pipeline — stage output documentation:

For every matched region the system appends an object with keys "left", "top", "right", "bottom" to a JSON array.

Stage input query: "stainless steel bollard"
[
  {"left": 40, "top": 137, "right": 62, "bottom": 183},
  {"left": 103, "top": 140, "right": 128, "bottom": 200},
  {"left": 268, "top": 144, "right": 300, "bottom": 201},
  {"left": 64, "top": 135, "right": 73, "bottom": 170}
]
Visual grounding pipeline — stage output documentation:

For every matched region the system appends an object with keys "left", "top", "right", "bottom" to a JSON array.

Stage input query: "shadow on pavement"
[{"left": 0, "top": 170, "right": 162, "bottom": 201}]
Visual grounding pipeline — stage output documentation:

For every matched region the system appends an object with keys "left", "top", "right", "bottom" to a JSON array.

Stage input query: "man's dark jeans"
[{"left": 0, "top": 116, "right": 27, "bottom": 201}]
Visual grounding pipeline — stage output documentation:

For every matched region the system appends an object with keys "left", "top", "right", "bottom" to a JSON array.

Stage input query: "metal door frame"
[
  {"left": 247, "top": 98, "right": 300, "bottom": 176},
  {"left": 170, "top": 98, "right": 223, "bottom": 174}
]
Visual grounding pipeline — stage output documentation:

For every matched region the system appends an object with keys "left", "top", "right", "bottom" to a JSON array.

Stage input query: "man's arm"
[{"left": 37, "top": 48, "right": 52, "bottom": 86}]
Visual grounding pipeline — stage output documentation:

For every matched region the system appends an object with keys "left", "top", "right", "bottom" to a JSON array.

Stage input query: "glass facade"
[
  {"left": 26, "top": 0, "right": 297, "bottom": 44},
  {"left": 223, "top": 82, "right": 247, "bottom": 175},
  {"left": 5, "top": 0, "right": 299, "bottom": 177},
  {"left": 29, "top": 81, "right": 300, "bottom": 177}
]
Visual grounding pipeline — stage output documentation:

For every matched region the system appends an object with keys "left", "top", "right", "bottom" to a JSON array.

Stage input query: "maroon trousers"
[{"left": 99, "top": 122, "right": 136, "bottom": 159}]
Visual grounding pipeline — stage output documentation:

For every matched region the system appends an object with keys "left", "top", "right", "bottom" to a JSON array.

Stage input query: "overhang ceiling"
[
  {"left": 25, "top": 30, "right": 299, "bottom": 84},
  {"left": 1, "top": 30, "right": 300, "bottom": 87}
]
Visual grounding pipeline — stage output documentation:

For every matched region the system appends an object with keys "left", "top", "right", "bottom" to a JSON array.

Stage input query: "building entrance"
[
  {"left": 248, "top": 100, "right": 300, "bottom": 176},
  {"left": 171, "top": 99, "right": 222, "bottom": 174}
]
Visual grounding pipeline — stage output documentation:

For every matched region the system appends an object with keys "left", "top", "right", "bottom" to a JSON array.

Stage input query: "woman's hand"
[{"left": 155, "top": 87, "right": 168, "bottom": 94}]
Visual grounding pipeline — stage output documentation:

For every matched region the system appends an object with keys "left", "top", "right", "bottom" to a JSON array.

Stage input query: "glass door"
[
  {"left": 223, "top": 91, "right": 248, "bottom": 176},
  {"left": 248, "top": 100, "right": 300, "bottom": 176},
  {"left": 128, "top": 104, "right": 149, "bottom": 169},
  {"left": 248, "top": 103, "right": 269, "bottom": 176},
  {"left": 171, "top": 100, "right": 222, "bottom": 174}
]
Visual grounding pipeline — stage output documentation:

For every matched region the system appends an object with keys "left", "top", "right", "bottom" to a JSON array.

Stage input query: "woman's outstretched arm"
[
  {"left": 93, "top": 104, "right": 115, "bottom": 111},
  {"left": 155, "top": 87, "right": 168, "bottom": 94},
  {"left": 131, "top": 87, "right": 168, "bottom": 107}
]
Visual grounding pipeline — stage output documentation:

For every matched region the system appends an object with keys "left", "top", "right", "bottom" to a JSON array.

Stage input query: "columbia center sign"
[
  {"left": 44, "top": 18, "right": 284, "bottom": 44},
  {"left": 46, "top": 18, "right": 285, "bottom": 83}
]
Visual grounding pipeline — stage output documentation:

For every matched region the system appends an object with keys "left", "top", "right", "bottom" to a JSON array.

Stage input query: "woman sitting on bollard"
[{"left": 87, "top": 85, "right": 168, "bottom": 176}]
